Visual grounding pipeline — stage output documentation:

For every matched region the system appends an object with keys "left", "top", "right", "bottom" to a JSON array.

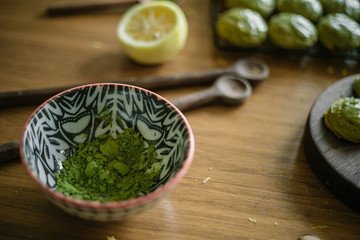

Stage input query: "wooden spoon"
[
  {"left": 171, "top": 75, "right": 252, "bottom": 112},
  {"left": 0, "top": 58, "right": 269, "bottom": 108}
]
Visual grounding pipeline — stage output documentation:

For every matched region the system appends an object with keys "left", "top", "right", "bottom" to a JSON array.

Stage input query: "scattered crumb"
[
  {"left": 274, "top": 222, "right": 278, "bottom": 226},
  {"left": 341, "top": 69, "right": 348, "bottom": 76},
  {"left": 208, "top": 167, "right": 213, "bottom": 171},
  {"left": 91, "top": 41, "right": 104, "bottom": 49},
  {"left": 326, "top": 66, "right": 334, "bottom": 74},
  {"left": 117, "top": 77, "right": 137, "bottom": 82},
  {"left": 107, "top": 236, "right": 116, "bottom": 240},
  {"left": 312, "top": 225, "right": 328, "bottom": 229},
  {"left": 298, "top": 234, "right": 321, "bottom": 240},
  {"left": 248, "top": 217, "right": 256, "bottom": 224},
  {"left": 215, "top": 57, "right": 230, "bottom": 66},
  {"left": 183, "top": 7, "right": 196, "bottom": 17},
  {"left": 202, "top": 177, "right": 211, "bottom": 183},
  {"left": 194, "top": 179, "right": 198, "bottom": 182},
  {"left": 15, "top": 186, "right": 23, "bottom": 194}
]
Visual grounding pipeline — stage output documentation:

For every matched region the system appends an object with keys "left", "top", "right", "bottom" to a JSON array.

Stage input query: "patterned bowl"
[{"left": 20, "top": 83, "right": 195, "bottom": 221}]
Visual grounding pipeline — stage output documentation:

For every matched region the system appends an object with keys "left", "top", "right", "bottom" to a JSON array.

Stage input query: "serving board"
[{"left": 304, "top": 74, "right": 360, "bottom": 212}]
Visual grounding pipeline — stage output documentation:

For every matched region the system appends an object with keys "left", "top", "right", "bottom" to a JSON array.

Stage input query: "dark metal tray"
[{"left": 210, "top": 0, "right": 360, "bottom": 60}]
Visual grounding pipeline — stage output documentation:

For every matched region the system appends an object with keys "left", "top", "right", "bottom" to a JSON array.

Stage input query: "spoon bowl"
[
  {"left": 231, "top": 58, "right": 270, "bottom": 82},
  {"left": 215, "top": 75, "right": 252, "bottom": 105}
]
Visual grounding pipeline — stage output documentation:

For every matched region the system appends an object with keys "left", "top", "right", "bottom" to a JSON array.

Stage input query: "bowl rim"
[{"left": 20, "top": 83, "right": 195, "bottom": 210}]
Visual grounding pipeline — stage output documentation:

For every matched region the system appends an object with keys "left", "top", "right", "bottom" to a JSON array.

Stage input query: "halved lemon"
[{"left": 116, "top": 1, "right": 188, "bottom": 65}]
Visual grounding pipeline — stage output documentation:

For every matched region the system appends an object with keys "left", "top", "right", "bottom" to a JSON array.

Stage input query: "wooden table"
[{"left": 1, "top": 1, "right": 359, "bottom": 239}]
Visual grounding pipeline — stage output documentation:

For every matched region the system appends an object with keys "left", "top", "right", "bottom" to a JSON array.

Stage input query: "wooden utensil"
[
  {"left": 303, "top": 74, "right": 360, "bottom": 213},
  {"left": 0, "top": 58, "right": 269, "bottom": 108},
  {"left": 171, "top": 75, "right": 252, "bottom": 111},
  {"left": 0, "top": 141, "right": 20, "bottom": 163},
  {"left": 46, "top": 0, "right": 142, "bottom": 16}
]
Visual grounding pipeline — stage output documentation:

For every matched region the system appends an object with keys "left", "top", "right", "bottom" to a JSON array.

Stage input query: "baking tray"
[{"left": 210, "top": 0, "right": 360, "bottom": 60}]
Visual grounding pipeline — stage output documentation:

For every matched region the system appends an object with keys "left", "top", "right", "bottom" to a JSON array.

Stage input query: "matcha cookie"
[
  {"left": 268, "top": 13, "right": 318, "bottom": 50},
  {"left": 216, "top": 8, "right": 268, "bottom": 47},
  {"left": 317, "top": 13, "right": 360, "bottom": 51},
  {"left": 320, "top": 0, "right": 360, "bottom": 21},
  {"left": 353, "top": 76, "right": 360, "bottom": 97},
  {"left": 324, "top": 97, "right": 360, "bottom": 143},
  {"left": 225, "top": 0, "right": 276, "bottom": 18},
  {"left": 277, "top": 0, "right": 323, "bottom": 22}
]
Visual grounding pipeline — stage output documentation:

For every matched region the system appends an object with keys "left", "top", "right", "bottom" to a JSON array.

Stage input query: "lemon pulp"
[
  {"left": 117, "top": 1, "right": 188, "bottom": 65},
  {"left": 125, "top": 6, "right": 176, "bottom": 41}
]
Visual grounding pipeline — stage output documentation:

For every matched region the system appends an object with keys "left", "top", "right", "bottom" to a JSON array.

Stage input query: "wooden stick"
[
  {"left": 0, "top": 68, "right": 228, "bottom": 108},
  {"left": 46, "top": 0, "right": 140, "bottom": 16},
  {"left": 0, "top": 140, "right": 20, "bottom": 163}
]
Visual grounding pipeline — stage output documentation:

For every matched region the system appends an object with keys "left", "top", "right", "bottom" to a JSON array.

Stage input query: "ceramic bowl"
[{"left": 20, "top": 83, "right": 195, "bottom": 221}]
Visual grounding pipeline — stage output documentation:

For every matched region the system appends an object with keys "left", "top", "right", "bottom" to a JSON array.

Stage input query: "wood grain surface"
[{"left": 1, "top": 1, "right": 360, "bottom": 240}]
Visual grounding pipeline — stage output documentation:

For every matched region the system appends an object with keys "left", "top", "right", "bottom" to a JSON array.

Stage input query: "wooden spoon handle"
[
  {"left": 0, "top": 85, "right": 77, "bottom": 108},
  {"left": 0, "top": 68, "right": 228, "bottom": 108},
  {"left": 46, "top": 0, "right": 139, "bottom": 15},
  {"left": 171, "top": 87, "right": 219, "bottom": 112},
  {"left": 0, "top": 140, "right": 20, "bottom": 163}
]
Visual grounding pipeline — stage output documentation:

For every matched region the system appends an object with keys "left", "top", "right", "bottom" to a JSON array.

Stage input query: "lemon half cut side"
[{"left": 116, "top": 1, "right": 188, "bottom": 65}]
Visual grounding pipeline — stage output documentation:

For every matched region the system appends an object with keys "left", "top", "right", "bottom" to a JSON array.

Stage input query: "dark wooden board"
[{"left": 304, "top": 74, "right": 360, "bottom": 213}]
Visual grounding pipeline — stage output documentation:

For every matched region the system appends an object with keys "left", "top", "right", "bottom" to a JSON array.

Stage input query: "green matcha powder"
[{"left": 55, "top": 128, "right": 160, "bottom": 202}]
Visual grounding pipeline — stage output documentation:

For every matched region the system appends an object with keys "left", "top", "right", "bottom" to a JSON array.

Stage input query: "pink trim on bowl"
[{"left": 20, "top": 83, "right": 195, "bottom": 210}]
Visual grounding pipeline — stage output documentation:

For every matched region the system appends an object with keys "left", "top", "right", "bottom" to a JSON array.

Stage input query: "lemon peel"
[{"left": 116, "top": 1, "right": 188, "bottom": 65}]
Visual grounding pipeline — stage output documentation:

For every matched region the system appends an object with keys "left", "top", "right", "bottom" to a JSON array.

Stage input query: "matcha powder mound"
[{"left": 55, "top": 128, "right": 160, "bottom": 202}]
